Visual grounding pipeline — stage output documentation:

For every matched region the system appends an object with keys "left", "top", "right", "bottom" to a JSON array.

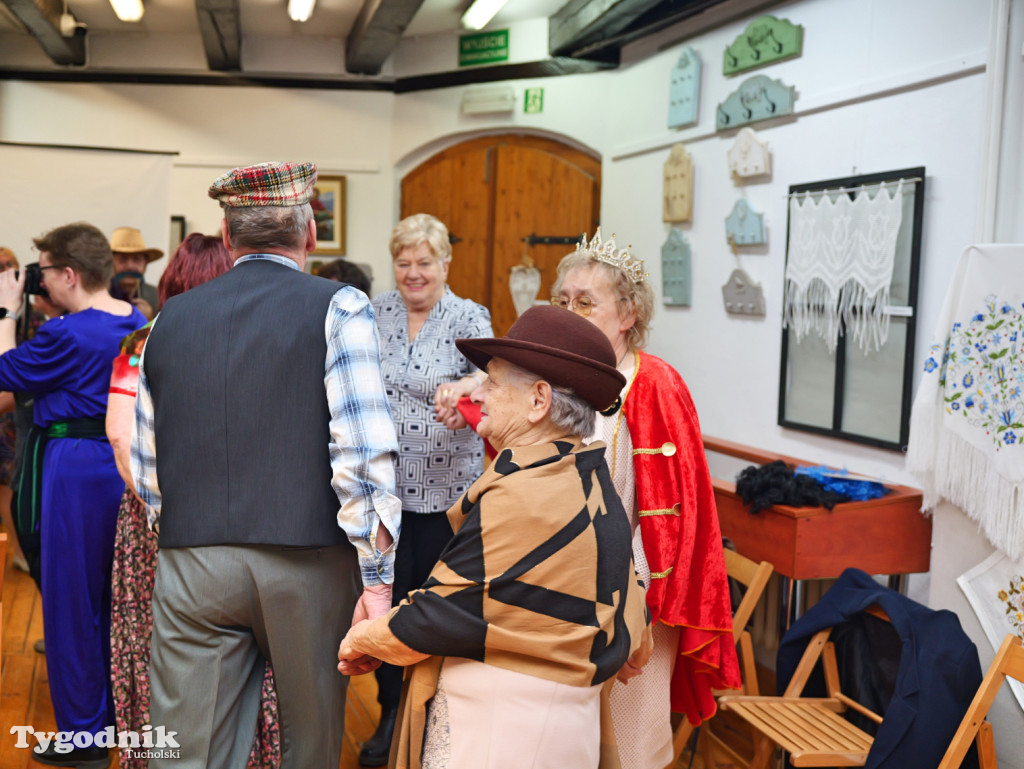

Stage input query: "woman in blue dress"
[{"left": 0, "top": 222, "right": 147, "bottom": 769}]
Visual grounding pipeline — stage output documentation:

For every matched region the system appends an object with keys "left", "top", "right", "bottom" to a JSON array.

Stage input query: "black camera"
[{"left": 20, "top": 263, "right": 50, "bottom": 297}]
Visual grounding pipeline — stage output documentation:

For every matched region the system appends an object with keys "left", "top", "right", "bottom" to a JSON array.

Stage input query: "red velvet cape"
[{"left": 622, "top": 351, "right": 740, "bottom": 724}]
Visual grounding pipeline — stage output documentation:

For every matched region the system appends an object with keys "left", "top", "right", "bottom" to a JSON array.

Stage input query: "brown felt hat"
[{"left": 457, "top": 305, "right": 626, "bottom": 412}]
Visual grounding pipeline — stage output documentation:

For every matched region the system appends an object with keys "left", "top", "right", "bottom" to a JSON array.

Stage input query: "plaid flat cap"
[{"left": 208, "top": 161, "right": 317, "bottom": 207}]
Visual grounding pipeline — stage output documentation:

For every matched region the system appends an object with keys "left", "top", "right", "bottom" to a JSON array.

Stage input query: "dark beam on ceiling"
[
  {"left": 0, "top": 56, "right": 618, "bottom": 92},
  {"left": 549, "top": 0, "right": 664, "bottom": 58},
  {"left": 394, "top": 55, "right": 618, "bottom": 92},
  {"left": 195, "top": 0, "right": 241, "bottom": 71},
  {"left": 0, "top": 0, "right": 85, "bottom": 66},
  {"left": 345, "top": 0, "right": 426, "bottom": 76}
]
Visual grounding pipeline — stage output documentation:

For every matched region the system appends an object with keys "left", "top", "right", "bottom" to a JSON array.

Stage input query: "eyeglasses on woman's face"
[{"left": 549, "top": 295, "right": 610, "bottom": 317}]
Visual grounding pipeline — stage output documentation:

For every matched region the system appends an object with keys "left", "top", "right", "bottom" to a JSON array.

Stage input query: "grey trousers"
[{"left": 148, "top": 544, "right": 360, "bottom": 769}]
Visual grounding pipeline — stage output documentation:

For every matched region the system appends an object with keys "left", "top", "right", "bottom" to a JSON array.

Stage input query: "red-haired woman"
[{"left": 106, "top": 234, "right": 281, "bottom": 769}]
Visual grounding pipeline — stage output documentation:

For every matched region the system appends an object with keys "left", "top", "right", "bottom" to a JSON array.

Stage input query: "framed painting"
[{"left": 312, "top": 175, "right": 347, "bottom": 255}]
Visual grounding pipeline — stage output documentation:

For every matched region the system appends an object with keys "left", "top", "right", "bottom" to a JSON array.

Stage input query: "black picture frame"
[
  {"left": 170, "top": 215, "right": 186, "bottom": 255},
  {"left": 777, "top": 167, "right": 926, "bottom": 452}
]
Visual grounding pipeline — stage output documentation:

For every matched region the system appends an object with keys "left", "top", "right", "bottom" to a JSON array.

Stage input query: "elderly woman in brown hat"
[{"left": 338, "top": 305, "right": 652, "bottom": 769}]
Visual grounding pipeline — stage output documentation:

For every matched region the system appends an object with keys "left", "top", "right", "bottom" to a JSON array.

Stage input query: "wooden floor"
[
  {"left": 1, "top": 541, "right": 715, "bottom": 769},
  {"left": 0, "top": 541, "right": 379, "bottom": 769}
]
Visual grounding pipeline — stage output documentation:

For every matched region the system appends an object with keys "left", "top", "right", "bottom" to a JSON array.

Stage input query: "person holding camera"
[
  {"left": 0, "top": 222, "right": 146, "bottom": 769},
  {"left": 110, "top": 225, "right": 162, "bottom": 320},
  {"left": 0, "top": 246, "right": 56, "bottom": 589}
]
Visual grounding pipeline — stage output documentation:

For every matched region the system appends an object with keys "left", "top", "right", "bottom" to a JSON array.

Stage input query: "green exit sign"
[
  {"left": 524, "top": 88, "right": 544, "bottom": 114},
  {"left": 459, "top": 30, "right": 509, "bottom": 67}
]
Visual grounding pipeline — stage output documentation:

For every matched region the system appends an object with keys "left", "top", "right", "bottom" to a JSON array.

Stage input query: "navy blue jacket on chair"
[{"left": 776, "top": 568, "right": 982, "bottom": 769}]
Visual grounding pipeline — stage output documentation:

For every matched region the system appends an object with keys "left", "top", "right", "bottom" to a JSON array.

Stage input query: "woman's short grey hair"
[
  {"left": 223, "top": 204, "right": 314, "bottom": 252},
  {"left": 389, "top": 213, "right": 452, "bottom": 264},
  {"left": 504, "top": 361, "right": 596, "bottom": 438},
  {"left": 553, "top": 251, "right": 655, "bottom": 351}
]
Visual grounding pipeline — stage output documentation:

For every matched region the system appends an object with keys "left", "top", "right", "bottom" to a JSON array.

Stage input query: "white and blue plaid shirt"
[{"left": 131, "top": 253, "right": 402, "bottom": 587}]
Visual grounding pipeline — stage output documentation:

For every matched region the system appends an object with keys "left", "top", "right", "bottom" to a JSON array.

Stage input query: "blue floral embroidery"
[
  {"left": 924, "top": 358, "right": 938, "bottom": 373},
  {"left": 939, "top": 294, "right": 1024, "bottom": 449}
]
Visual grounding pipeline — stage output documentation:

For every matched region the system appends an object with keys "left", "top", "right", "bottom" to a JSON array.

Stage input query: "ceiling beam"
[
  {"left": 195, "top": 0, "right": 241, "bottom": 71},
  {"left": 345, "top": 0, "right": 426, "bottom": 76},
  {"left": 0, "top": 0, "right": 85, "bottom": 66},
  {"left": 548, "top": 0, "right": 664, "bottom": 58}
]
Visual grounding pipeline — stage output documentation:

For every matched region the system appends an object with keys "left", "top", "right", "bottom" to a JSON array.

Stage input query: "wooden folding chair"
[
  {"left": 716, "top": 605, "right": 892, "bottom": 769},
  {"left": 665, "top": 548, "right": 773, "bottom": 769},
  {"left": 936, "top": 634, "right": 1024, "bottom": 769}
]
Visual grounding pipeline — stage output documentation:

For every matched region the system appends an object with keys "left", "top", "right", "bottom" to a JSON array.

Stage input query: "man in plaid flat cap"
[{"left": 133, "top": 161, "right": 401, "bottom": 769}]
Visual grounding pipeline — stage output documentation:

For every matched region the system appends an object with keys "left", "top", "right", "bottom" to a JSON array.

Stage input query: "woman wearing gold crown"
[{"left": 550, "top": 230, "right": 739, "bottom": 769}]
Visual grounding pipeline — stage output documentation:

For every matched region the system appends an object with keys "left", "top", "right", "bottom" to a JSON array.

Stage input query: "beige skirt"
[{"left": 422, "top": 657, "right": 602, "bottom": 769}]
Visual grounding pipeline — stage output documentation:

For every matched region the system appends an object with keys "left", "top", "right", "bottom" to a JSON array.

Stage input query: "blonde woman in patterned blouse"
[{"left": 362, "top": 213, "right": 493, "bottom": 766}]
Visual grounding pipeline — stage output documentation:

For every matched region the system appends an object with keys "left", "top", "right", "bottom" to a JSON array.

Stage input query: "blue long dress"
[{"left": 0, "top": 306, "right": 147, "bottom": 736}]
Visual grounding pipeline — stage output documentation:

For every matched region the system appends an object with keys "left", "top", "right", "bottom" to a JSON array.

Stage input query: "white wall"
[
  {"left": 0, "top": 82, "right": 397, "bottom": 285},
  {"left": 389, "top": 0, "right": 1023, "bottom": 759},
  {"left": 391, "top": 0, "right": 987, "bottom": 484},
  {"left": 1, "top": 0, "right": 1021, "bottom": 758}
]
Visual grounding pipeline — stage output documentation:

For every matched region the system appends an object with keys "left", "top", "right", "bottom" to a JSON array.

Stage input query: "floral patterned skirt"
[{"left": 110, "top": 487, "right": 282, "bottom": 769}]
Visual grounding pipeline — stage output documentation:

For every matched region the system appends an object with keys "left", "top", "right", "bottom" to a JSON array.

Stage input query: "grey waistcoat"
[{"left": 144, "top": 258, "right": 348, "bottom": 549}]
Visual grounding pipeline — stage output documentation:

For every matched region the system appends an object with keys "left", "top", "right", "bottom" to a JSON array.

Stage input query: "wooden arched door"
[{"left": 401, "top": 135, "right": 601, "bottom": 335}]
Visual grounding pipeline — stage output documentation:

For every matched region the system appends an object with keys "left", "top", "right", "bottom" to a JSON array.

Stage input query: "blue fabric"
[
  {"left": 793, "top": 465, "right": 890, "bottom": 501},
  {"left": 0, "top": 309, "right": 146, "bottom": 427},
  {"left": 0, "top": 306, "right": 146, "bottom": 735},
  {"left": 776, "top": 568, "right": 982, "bottom": 769}
]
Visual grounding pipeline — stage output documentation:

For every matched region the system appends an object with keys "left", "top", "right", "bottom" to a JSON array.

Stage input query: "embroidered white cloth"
[
  {"left": 784, "top": 181, "right": 904, "bottom": 352},
  {"left": 907, "top": 244, "right": 1024, "bottom": 559},
  {"left": 957, "top": 550, "right": 1024, "bottom": 713}
]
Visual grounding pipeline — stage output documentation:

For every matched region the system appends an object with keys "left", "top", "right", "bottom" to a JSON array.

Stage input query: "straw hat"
[{"left": 110, "top": 227, "right": 163, "bottom": 263}]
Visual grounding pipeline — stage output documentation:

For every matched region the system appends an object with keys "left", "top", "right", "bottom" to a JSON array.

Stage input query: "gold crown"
[{"left": 576, "top": 228, "right": 648, "bottom": 284}]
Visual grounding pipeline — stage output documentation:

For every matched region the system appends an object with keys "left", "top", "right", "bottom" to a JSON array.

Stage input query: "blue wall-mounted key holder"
[
  {"left": 668, "top": 47, "right": 701, "bottom": 130},
  {"left": 661, "top": 229, "right": 691, "bottom": 306},
  {"left": 725, "top": 198, "right": 767, "bottom": 246},
  {"left": 717, "top": 74, "right": 795, "bottom": 131}
]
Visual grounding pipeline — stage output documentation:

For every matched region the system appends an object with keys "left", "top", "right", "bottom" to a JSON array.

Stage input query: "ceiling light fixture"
[
  {"left": 108, "top": 0, "right": 144, "bottom": 22},
  {"left": 288, "top": 0, "right": 315, "bottom": 22},
  {"left": 460, "top": 0, "right": 509, "bottom": 31}
]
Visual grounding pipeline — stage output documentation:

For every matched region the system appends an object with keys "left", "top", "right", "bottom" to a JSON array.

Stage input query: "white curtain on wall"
[{"left": 0, "top": 142, "right": 173, "bottom": 272}]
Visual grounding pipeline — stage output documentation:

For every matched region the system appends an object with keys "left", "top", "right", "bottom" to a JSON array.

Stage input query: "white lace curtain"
[{"left": 783, "top": 181, "right": 905, "bottom": 353}]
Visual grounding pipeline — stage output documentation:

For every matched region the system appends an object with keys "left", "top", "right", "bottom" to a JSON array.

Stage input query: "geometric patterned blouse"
[{"left": 372, "top": 287, "right": 492, "bottom": 513}]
